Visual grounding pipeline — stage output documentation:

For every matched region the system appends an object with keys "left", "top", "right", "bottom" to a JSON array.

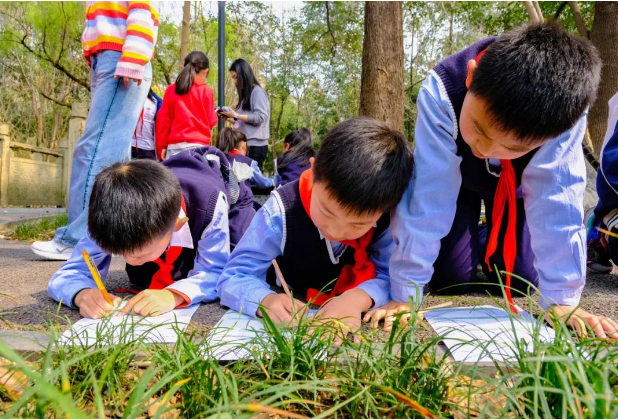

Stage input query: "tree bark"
[
  {"left": 589, "top": 1, "right": 618, "bottom": 156},
  {"left": 359, "top": 1, "right": 404, "bottom": 133},
  {"left": 180, "top": 1, "right": 191, "bottom": 69}
]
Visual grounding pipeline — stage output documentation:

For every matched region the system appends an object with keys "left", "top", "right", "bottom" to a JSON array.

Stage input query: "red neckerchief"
[
  {"left": 474, "top": 50, "right": 517, "bottom": 314},
  {"left": 230, "top": 149, "right": 241, "bottom": 155},
  {"left": 297, "top": 170, "right": 377, "bottom": 306},
  {"left": 115, "top": 195, "right": 188, "bottom": 294}
]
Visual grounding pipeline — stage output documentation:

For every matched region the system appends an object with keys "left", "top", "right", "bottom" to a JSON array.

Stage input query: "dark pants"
[
  {"left": 431, "top": 188, "right": 539, "bottom": 297},
  {"left": 248, "top": 145, "right": 268, "bottom": 170},
  {"left": 131, "top": 147, "right": 157, "bottom": 160}
]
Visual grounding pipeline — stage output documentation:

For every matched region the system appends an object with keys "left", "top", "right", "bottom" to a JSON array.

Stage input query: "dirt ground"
[{"left": 0, "top": 238, "right": 616, "bottom": 332}]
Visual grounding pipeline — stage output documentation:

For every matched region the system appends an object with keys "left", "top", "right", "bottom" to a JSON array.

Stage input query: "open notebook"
[
  {"left": 205, "top": 309, "right": 318, "bottom": 361},
  {"left": 424, "top": 305, "right": 555, "bottom": 363},
  {"left": 60, "top": 303, "right": 200, "bottom": 346}
]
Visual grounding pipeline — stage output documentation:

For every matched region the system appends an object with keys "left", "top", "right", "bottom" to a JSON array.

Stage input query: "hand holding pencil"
[
  {"left": 73, "top": 250, "right": 121, "bottom": 319},
  {"left": 256, "top": 260, "right": 308, "bottom": 324}
]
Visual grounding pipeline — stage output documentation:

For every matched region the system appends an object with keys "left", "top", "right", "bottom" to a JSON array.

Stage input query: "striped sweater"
[{"left": 82, "top": 1, "right": 159, "bottom": 79}]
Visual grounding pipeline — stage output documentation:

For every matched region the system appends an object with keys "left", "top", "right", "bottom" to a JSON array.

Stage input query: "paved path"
[{"left": 0, "top": 238, "right": 617, "bottom": 333}]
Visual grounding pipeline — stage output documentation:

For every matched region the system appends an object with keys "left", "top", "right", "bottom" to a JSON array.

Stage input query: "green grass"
[
  {"left": 1, "top": 294, "right": 617, "bottom": 419},
  {"left": 3, "top": 213, "right": 68, "bottom": 242}
]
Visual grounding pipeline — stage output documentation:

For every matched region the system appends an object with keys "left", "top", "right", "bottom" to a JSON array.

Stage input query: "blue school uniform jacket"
[
  {"left": 48, "top": 147, "right": 255, "bottom": 308},
  {"left": 216, "top": 180, "right": 395, "bottom": 317},
  {"left": 390, "top": 38, "right": 589, "bottom": 309}
]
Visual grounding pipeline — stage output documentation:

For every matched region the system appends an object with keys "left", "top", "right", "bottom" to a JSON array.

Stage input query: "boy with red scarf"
[
  {"left": 372, "top": 22, "right": 618, "bottom": 339},
  {"left": 217, "top": 117, "right": 413, "bottom": 339}
]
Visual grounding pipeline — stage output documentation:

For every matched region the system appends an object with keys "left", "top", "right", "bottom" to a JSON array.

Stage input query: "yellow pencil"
[
  {"left": 81, "top": 249, "right": 113, "bottom": 305},
  {"left": 596, "top": 226, "right": 618, "bottom": 239}
]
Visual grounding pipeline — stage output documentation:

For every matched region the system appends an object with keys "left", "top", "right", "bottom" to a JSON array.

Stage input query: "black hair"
[
  {"left": 277, "top": 127, "right": 315, "bottom": 170},
  {"left": 313, "top": 117, "right": 414, "bottom": 215},
  {"left": 229, "top": 58, "right": 260, "bottom": 110},
  {"left": 469, "top": 21, "right": 601, "bottom": 144},
  {"left": 176, "top": 51, "right": 210, "bottom": 95},
  {"left": 88, "top": 160, "right": 181, "bottom": 255},
  {"left": 216, "top": 127, "right": 247, "bottom": 155}
]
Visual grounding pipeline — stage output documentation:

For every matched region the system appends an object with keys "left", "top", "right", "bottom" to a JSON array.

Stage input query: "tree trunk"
[
  {"left": 180, "top": 1, "right": 191, "bottom": 69},
  {"left": 588, "top": 1, "right": 618, "bottom": 156},
  {"left": 406, "top": 22, "right": 415, "bottom": 143},
  {"left": 359, "top": 1, "right": 404, "bottom": 133}
]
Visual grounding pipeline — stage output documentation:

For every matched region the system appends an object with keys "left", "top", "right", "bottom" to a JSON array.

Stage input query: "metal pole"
[{"left": 218, "top": 1, "right": 226, "bottom": 131}]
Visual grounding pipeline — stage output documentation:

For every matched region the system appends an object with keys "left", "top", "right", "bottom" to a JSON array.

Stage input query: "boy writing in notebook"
[
  {"left": 217, "top": 117, "right": 413, "bottom": 337},
  {"left": 48, "top": 147, "right": 255, "bottom": 319},
  {"left": 370, "top": 22, "right": 618, "bottom": 338}
]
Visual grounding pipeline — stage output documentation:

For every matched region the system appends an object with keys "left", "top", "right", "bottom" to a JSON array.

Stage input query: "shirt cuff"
[
  {"left": 245, "top": 113, "right": 257, "bottom": 125},
  {"left": 114, "top": 64, "right": 145, "bottom": 80},
  {"left": 357, "top": 282, "right": 390, "bottom": 309},
  {"left": 240, "top": 286, "right": 276, "bottom": 318},
  {"left": 538, "top": 286, "right": 584, "bottom": 309},
  {"left": 391, "top": 281, "right": 424, "bottom": 305},
  {"left": 168, "top": 289, "right": 191, "bottom": 308},
  {"left": 70, "top": 288, "right": 90, "bottom": 310},
  {"left": 165, "top": 281, "right": 204, "bottom": 305}
]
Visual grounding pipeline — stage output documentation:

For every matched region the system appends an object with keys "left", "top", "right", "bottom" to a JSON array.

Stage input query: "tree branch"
[
  {"left": 523, "top": 1, "right": 543, "bottom": 23},
  {"left": 37, "top": 90, "right": 71, "bottom": 108},
  {"left": 324, "top": 2, "right": 337, "bottom": 58},
  {"left": 15, "top": 33, "right": 90, "bottom": 91},
  {"left": 553, "top": 2, "right": 568, "bottom": 19},
  {"left": 567, "top": 1, "right": 589, "bottom": 38}
]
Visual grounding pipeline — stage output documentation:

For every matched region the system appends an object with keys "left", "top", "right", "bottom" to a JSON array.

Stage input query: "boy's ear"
[
  {"left": 465, "top": 59, "right": 477, "bottom": 89},
  {"left": 174, "top": 217, "right": 189, "bottom": 232}
]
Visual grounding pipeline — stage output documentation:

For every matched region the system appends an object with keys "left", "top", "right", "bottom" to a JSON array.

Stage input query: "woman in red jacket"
[{"left": 156, "top": 51, "right": 218, "bottom": 160}]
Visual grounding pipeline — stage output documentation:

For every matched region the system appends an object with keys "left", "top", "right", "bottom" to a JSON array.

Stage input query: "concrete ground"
[{"left": 1, "top": 237, "right": 617, "bottom": 334}]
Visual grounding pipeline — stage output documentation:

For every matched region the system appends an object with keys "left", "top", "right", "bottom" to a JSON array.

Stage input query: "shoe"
[
  {"left": 587, "top": 237, "right": 613, "bottom": 273},
  {"left": 31, "top": 239, "right": 74, "bottom": 261},
  {"left": 585, "top": 208, "right": 615, "bottom": 273}
]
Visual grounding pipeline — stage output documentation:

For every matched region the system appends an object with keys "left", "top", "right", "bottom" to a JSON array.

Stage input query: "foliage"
[{"left": 0, "top": 1, "right": 599, "bottom": 164}]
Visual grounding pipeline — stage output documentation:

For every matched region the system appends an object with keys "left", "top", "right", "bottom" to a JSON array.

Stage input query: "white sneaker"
[{"left": 31, "top": 239, "right": 74, "bottom": 261}]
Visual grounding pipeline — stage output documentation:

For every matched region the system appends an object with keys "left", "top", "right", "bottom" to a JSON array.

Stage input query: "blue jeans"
[{"left": 55, "top": 51, "right": 151, "bottom": 246}]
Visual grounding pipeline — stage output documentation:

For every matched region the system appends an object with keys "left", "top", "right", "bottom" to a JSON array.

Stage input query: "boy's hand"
[
  {"left": 547, "top": 305, "right": 618, "bottom": 339},
  {"left": 121, "top": 289, "right": 185, "bottom": 317},
  {"left": 114, "top": 75, "right": 142, "bottom": 88},
  {"left": 364, "top": 300, "right": 411, "bottom": 332},
  {"left": 257, "top": 293, "right": 307, "bottom": 324},
  {"left": 74, "top": 288, "right": 122, "bottom": 319},
  {"left": 160, "top": 149, "right": 167, "bottom": 160},
  {"left": 313, "top": 288, "right": 373, "bottom": 345}
]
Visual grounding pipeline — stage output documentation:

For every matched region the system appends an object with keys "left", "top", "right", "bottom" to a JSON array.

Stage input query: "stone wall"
[{"left": 0, "top": 102, "right": 86, "bottom": 207}]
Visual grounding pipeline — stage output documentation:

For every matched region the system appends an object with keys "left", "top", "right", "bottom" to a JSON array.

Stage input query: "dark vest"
[
  {"left": 125, "top": 147, "right": 254, "bottom": 287},
  {"left": 277, "top": 155, "right": 311, "bottom": 187},
  {"left": 433, "top": 37, "right": 537, "bottom": 195},
  {"left": 267, "top": 180, "right": 389, "bottom": 294}
]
